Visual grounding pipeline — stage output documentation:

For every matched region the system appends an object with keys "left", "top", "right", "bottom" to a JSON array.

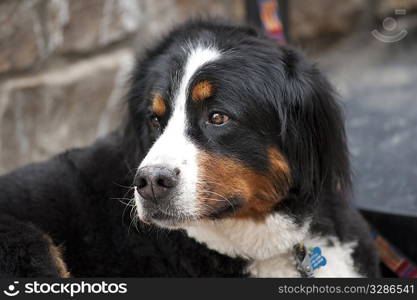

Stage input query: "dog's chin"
[
  {"left": 148, "top": 213, "right": 185, "bottom": 229},
  {"left": 138, "top": 209, "right": 197, "bottom": 229},
  {"left": 151, "top": 219, "right": 188, "bottom": 229}
]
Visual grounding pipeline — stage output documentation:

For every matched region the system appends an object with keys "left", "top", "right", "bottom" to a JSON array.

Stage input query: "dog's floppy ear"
[
  {"left": 279, "top": 50, "right": 351, "bottom": 200},
  {"left": 123, "top": 56, "right": 156, "bottom": 165}
]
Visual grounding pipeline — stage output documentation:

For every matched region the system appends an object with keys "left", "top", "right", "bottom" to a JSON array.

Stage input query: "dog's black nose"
[{"left": 136, "top": 166, "right": 180, "bottom": 202}]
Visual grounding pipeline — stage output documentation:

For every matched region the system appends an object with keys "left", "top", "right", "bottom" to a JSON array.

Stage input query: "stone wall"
[
  {"left": 290, "top": 0, "right": 417, "bottom": 50},
  {"left": 2, "top": 0, "right": 415, "bottom": 175},
  {"left": 0, "top": 0, "right": 245, "bottom": 174}
]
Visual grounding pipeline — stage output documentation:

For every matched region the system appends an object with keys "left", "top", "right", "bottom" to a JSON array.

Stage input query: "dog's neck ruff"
[
  {"left": 185, "top": 213, "right": 309, "bottom": 261},
  {"left": 184, "top": 214, "right": 363, "bottom": 277}
]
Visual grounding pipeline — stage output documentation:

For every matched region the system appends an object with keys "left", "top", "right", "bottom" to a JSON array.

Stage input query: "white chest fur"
[{"left": 184, "top": 214, "right": 363, "bottom": 278}]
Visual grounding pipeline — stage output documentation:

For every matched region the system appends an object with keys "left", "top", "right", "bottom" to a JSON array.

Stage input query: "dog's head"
[{"left": 127, "top": 21, "right": 350, "bottom": 228}]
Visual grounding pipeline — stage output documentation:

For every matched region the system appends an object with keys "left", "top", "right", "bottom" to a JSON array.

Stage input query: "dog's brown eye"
[
  {"left": 208, "top": 112, "right": 230, "bottom": 125},
  {"left": 150, "top": 115, "right": 160, "bottom": 129}
]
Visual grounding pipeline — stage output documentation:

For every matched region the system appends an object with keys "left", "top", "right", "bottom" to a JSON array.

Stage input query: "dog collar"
[{"left": 294, "top": 243, "right": 327, "bottom": 278}]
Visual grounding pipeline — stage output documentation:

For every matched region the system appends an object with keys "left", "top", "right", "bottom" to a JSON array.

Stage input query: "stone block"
[
  {"left": 290, "top": 0, "right": 365, "bottom": 47},
  {"left": 0, "top": 0, "right": 44, "bottom": 74},
  {"left": 61, "top": 0, "right": 141, "bottom": 54},
  {"left": 0, "top": 49, "right": 133, "bottom": 174}
]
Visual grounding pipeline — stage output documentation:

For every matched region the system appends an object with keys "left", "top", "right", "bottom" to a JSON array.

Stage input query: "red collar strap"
[
  {"left": 372, "top": 231, "right": 417, "bottom": 278},
  {"left": 258, "top": 0, "right": 286, "bottom": 44}
]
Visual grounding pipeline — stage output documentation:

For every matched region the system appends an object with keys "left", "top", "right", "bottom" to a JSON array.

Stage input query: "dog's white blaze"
[{"left": 138, "top": 45, "right": 221, "bottom": 215}]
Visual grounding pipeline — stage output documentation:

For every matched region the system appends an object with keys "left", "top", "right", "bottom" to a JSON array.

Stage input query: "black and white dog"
[{"left": 0, "top": 20, "right": 379, "bottom": 277}]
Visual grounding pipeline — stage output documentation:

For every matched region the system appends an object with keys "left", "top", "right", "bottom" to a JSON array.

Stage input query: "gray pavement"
[{"left": 315, "top": 32, "right": 417, "bottom": 217}]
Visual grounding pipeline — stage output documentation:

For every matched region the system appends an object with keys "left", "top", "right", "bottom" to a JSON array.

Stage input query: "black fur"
[{"left": 0, "top": 20, "right": 381, "bottom": 277}]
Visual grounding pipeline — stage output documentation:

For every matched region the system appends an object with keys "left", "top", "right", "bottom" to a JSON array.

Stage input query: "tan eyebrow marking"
[
  {"left": 191, "top": 81, "right": 213, "bottom": 102},
  {"left": 152, "top": 94, "right": 166, "bottom": 117}
]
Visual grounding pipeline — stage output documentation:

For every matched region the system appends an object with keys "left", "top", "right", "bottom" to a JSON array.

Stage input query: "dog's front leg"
[{"left": 0, "top": 215, "right": 70, "bottom": 278}]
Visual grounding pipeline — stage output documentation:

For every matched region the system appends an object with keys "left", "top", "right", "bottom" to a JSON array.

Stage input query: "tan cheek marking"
[
  {"left": 152, "top": 94, "right": 166, "bottom": 117},
  {"left": 268, "top": 147, "right": 291, "bottom": 185},
  {"left": 197, "top": 148, "right": 291, "bottom": 221},
  {"left": 191, "top": 81, "right": 213, "bottom": 102}
]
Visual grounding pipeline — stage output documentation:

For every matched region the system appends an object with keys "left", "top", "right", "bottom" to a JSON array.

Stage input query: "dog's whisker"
[{"left": 198, "top": 188, "right": 237, "bottom": 214}]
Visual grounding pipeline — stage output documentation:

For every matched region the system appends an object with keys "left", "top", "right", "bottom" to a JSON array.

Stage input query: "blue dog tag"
[{"left": 309, "top": 247, "right": 327, "bottom": 270}]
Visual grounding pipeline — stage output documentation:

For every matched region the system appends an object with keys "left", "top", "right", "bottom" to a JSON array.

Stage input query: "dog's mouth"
[
  {"left": 134, "top": 188, "right": 195, "bottom": 228},
  {"left": 134, "top": 187, "right": 243, "bottom": 228}
]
